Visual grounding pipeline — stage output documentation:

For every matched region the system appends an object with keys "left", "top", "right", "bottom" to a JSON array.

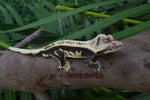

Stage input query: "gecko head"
[{"left": 92, "top": 34, "right": 123, "bottom": 54}]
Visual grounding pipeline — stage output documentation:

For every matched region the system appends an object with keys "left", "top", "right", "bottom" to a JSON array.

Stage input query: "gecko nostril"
[{"left": 103, "top": 37, "right": 111, "bottom": 43}]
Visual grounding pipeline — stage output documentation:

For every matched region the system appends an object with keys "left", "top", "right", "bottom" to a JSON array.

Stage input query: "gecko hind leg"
[{"left": 51, "top": 50, "right": 71, "bottom": 72}]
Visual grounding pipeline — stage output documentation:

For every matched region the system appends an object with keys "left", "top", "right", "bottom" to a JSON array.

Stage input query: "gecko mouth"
[{"left": 104, "top": 41, "right": 123, "bottom": 54}]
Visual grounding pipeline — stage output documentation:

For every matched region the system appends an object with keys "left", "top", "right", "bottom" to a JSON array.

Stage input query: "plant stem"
[
  {"left": 0, "top": 41, "right": 11, "bottom": 50},
  {"left": 56, "top": 5, "right": 143, "bottom": 25}
]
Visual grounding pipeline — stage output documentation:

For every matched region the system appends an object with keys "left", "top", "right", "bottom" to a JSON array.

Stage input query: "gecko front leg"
[
  {"left": 50, "top": 50, "right": 71, "bottom": 72},
  {"left": 84, "top": 55, "right": 102, "bottom": 73}
]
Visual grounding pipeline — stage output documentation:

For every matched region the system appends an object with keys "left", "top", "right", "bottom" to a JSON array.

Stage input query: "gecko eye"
[{"left": 103, "top": 37, "right": 111, "bottom": 43}]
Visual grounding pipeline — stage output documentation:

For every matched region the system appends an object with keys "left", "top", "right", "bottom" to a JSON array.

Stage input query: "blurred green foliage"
[{"left": 0, "top": 0, "right": 150, "bottom": 100}]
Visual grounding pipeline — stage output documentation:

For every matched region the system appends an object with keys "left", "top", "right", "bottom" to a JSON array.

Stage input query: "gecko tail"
[{"left": 8, "top": 47, "right": 42, "bottom": 55}]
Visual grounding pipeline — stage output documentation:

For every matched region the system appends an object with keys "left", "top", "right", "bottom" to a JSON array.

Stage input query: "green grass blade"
[
  {"left": 0, "top": 24, "right": 61, "bottom": 43},
  {"left": 110, "top": 0, "right": 146, "bottom": 14},
  {"left": 0, "top": 40, "right": 11, "bottom": 49},
  {"left": 28, "top": 93, "right": 32, "bottom": 100},
  {"left": 20, "top": 91, "right": 28, "bottom": 100},
  {"left": 28, "top": 4, "right": 44, "bottom": 19},
  {"left": 56, "top": 5, "right": 143, "bottom": 25},
  {"left": 0, "top": 6, "right": 14, "bottom": 24},
  {"left": 12, "top": 91, "right": 16, "bottom": 100},
  {"left": 0, "top": 34, "right": 9, "bottom": 42},
  {"left": 5, "top": 4, "right": 24, "bottom": 25},
  {"left": 11, "top": 33, "right": 26, "bottom": 41},
  {"left": 70, "top": 15, "right": 78, "bottom": 33},
  {"left": 130, "top": 94, "right": 150, "bottom": 100},
  {"left": 50, "top": 90, "right": 58, "bottom": 100},
  {"left": 113, "top": 20, "right": 150, "bottom": 40},
  {"left": 42, "top": 0, "right": 56, "bottom": 12},
  {"left": 4, "top": 90, "right": 9, "bottom": 100},
  {"left": 4, "top": 90, "right": 14, "bottom": 100},
  {"left": 8, "top": 90, "right": 12, "bottom": 100},
  {"left": 28, "top": 3, "right": 57, "bottom": 33},
  {"left": 138, "top": 13, "right": 150, "bottom": 21},
  {"left": 56, "top": 4, "right": 150, "bottom": 40},
  {"left": 0, "top": 90, "right": 1, "bottom": 100},
  {"left": 28, "top": 4, "right": 51, "bottom": 32},
  {"left": 0, "top": 0, "right": 123, "bottom": 34}
]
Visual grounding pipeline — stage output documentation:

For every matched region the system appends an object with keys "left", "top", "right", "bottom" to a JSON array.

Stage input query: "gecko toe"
[
  {"left": 94, "top": 69, "right": 103, "bottom": 75},
  {"left": 70, "top": 67, "right": 74, "bottom": 71},
  {"left": 57, "top": 68, "right": 61, "bottom": 71}
]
